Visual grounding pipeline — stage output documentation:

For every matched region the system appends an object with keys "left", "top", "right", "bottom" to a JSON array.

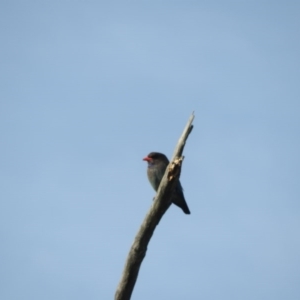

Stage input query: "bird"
[{"left": 143, "top": 152, "right": 191, "bottom": 214}]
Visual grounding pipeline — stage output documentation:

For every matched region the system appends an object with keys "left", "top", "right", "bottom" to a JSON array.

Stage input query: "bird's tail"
[
  {"left": 172, "top": 193, "right": 191, "bottom": 215},
  {"left": 178, "top": 199, "right": 191, "bottom": 215}
]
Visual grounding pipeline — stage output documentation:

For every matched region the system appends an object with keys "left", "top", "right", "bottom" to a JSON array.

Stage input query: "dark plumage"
[{"left": 143, "top": 152, "right": 191, "bottom": 214}]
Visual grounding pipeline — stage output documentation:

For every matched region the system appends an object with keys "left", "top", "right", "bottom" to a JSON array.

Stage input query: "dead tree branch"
[{"left": 115, "top": 112, "right": 195, "bottom": 300}]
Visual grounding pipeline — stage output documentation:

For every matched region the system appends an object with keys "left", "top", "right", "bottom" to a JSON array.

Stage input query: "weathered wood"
[{"left": 115, "top": 113, "right": 195, "bottom": 300}]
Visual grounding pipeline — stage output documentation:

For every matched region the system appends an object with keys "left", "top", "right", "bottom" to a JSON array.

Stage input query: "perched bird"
[{"left": 143, "top": 152, "right": 191, "bottom": 214}]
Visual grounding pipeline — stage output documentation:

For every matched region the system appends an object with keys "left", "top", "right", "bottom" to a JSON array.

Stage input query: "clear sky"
[{"left": 1, "top": 1, "right": 299, "bottom": 299}]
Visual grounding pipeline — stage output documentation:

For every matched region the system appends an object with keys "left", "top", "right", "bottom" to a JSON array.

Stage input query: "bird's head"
[{"left": 143, "top": 152, "right": 169, "bottom": 166}]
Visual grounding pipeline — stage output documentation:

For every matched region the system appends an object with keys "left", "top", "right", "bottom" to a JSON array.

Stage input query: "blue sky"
[{"left": 1, "top": 1, "right": 299, "bottom": 299}]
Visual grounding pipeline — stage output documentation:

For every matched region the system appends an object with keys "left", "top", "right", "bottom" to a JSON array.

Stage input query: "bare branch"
[{"left": 115, "top": 112, "right": 195, "bottom": 300}]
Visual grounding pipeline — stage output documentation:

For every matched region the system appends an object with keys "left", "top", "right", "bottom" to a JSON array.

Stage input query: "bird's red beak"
[{"left": 143, "top": 156, "right": 151, "bottom": 162}]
